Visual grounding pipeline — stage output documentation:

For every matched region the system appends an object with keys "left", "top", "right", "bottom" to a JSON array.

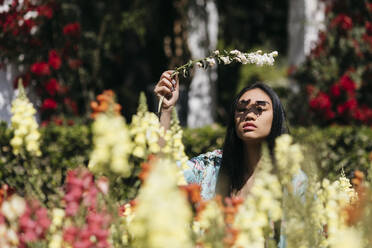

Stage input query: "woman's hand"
[{"left": 154, "top": 70, "right": 179, "bottom": 112}]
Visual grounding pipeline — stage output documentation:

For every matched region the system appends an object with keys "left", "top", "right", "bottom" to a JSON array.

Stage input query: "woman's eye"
[{"left": 236, "top": 108, "right": 245, "bottom": 112}]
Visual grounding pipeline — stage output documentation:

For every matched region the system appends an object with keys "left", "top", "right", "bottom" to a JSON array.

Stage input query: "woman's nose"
[{"left": 245, "top": 109, "right": 257, "bottom": 121}]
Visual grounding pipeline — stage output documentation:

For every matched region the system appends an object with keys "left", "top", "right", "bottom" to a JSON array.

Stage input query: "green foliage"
[
  {"left": 0, "top": 121, "right": 92, "bottom": 207},
  {"left": 183, "top": 124, "right": 225, "bottom": 158},
  {"left": 291, "top": 126, "right": 372, "bottom": 180}
]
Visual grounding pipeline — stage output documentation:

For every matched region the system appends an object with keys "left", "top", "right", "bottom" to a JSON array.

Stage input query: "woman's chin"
[{"left": 237, "top": 130, "right": 268, "bottom": 143}]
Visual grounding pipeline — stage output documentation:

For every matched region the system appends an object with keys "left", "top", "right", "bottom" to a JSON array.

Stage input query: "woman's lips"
[{"left": 242, "top": 122, "right": 257, "bottom": 130}]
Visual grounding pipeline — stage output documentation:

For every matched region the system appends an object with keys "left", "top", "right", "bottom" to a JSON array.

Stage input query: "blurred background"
[{"left": 0, "top": 0, "right": 371, "bottom": 178}]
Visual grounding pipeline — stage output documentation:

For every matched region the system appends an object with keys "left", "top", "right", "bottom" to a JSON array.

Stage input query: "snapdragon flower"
[
  {"left": 129, "top": 158, "right": 193, "bottom": 248},
  {"left": 89, "top": 111, "right": 133, "bottom": 176},
  {"left": 318, "top": 176, "right": 356, "bottom": 247},
  {"left": 130, "top": 93, "right": 161, "bottom": 159},
  {"left": 233, "top": 146, "right": 282, "bottom": 248},
  {"left": 10, "top": 83, "right": 41, "bottom": 157},
  {"left": 274, "top": 134, "right": 303, "bottom": 187},
  {"left": 161, "top": 109, "right": 189, "bottom": 185},
  {"left": 196, "top": 199, "right": 225, "bottom": 247}
]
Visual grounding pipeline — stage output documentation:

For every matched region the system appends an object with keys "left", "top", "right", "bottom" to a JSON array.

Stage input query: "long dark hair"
[{"left": 216, "top": 82, "right": 288, "bottom": 197}]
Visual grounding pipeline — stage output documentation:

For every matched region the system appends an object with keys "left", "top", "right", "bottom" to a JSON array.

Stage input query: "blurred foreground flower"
[
  {"left": 129, "top": 158, "right": 193, "bottom": 247},
  {"left": 233, "top": 146, "right": 282, "bottom": 248},
  {"left": 89, "top": 90, "right": 132, "bottom": 176}
]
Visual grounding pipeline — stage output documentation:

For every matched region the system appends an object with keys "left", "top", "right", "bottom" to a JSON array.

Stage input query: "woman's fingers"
[
  {"left": 155, "top": 85, "right": 172, "bottom": 97},
  {"left": 160, "top": 70, "right": 174, "bottom": 81},
  {"left": 159, "top": 77, "right": 173, "bottom": 89}
]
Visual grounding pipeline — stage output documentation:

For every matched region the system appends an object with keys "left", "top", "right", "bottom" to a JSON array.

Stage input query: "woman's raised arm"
[{"left": 154, "top": 70, "right": 179, "bottom": 131}]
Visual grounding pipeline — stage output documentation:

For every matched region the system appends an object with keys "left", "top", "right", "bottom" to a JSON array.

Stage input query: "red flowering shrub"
[
  {"left": 290, "top": 0, "right": 372, "bottom": 126},
  {"left": 0, "top": 0, "right": 83, "bottom": 122}
]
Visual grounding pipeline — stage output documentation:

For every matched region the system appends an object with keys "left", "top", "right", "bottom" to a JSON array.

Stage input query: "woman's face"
[{"left": 234, "top": 88, "right": 273, "bottom": 143}]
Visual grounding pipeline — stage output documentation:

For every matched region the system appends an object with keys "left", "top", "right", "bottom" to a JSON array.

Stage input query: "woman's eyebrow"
[
  {"left": 255, "top": 100, "right": 270, "bottom": 106},
  {"left": 238, "top": 99, "right": 270, "bottom": 106}
]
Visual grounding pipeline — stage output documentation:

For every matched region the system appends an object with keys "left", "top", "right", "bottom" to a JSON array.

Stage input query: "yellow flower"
[
  {"left": 10, "top": 89, "right": 41, "bottom": 157},
  {"left": 89, "top": 113, "right": 133, "bottom": 177},
  {"left": 233, "top": 146, "right": 282, "bottom": 248},
  {"left": 129, "top": 158, "right": 193, "bottom": 248}
]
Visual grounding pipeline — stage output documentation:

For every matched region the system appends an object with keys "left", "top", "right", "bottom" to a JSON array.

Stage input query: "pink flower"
[{"left": 65, "top": 201, "right": 80, "bottom": 216}]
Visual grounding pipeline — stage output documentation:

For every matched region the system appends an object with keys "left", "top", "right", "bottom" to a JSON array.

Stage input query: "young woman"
[{"left": 154, "top": 70, "right": 304, "bottom": 201}]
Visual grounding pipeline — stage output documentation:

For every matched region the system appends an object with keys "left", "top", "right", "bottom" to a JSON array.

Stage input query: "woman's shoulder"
[
  {"left": 189, "top": 149, "right": 223, "bottom": 167},
  {"left": 184, "top": 149, "right": 222, "bottom": 185}
]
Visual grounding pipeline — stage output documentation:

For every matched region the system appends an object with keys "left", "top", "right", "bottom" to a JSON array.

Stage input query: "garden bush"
[
  {"left": 0, "top": 121, "right": 92, "bottom": 207},
  {"left": 289, "top": 0, "right": 372, "bottom": 126}
]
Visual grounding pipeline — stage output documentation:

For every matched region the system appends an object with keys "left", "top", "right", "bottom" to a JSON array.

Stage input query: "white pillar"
[
  {"left": 288, "top": 0, "right": 325, "bottom": 66},
  {"left": 0, "top": 64, "right": 17, "bottom": 125},
  {"left": 187, "top": 0, "right": 218, "bottom": 128}
]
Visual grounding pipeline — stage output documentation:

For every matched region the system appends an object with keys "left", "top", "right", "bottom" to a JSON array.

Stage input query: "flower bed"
[{"left": 1, "top": 89, "right": 372, "bottom": 247}]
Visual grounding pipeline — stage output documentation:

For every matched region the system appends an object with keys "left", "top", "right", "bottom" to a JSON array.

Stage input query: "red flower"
[
  {"left": 366, "top": 21, "right": 372, "bottom": 35},
  {"left": 63, "top": 22, "right": 81, "bottom": 37},
  {"left": 337, "top": 98, "right": 358, "bottom": 115},
  {"left": 330, "top": 83, "right": 341, "bottom": 97},
  {"left": 67, "top": 119, "right": 75, "bottom": 126},
  {"left": 37, "top": 5, "right": 54, "bottom": 19},
  {"left": 325, "top": 109, "right": 335, "bottom": 120},
  {"left": 31, "top": 62, "right": 51, "bottom": 76},
  {"left": 48, "top": 50, "right": 62, "bottom": 70},
  {"left": 45, "top": 78, "right": 60, "bottom": 96},
  {"left": 42, "top": 98, "right": 58, "bottom": 110},
  {"left": 306, "top": 84, "right": 316, "bottom": 95},
  {"left": 362, "top": 34, "right": 372, "bottom": 49},
  {"left": 339, "top": 74, "right": 356, "bottom": 93},
  {"left": 64, "top": 97, "right": 78, "bottom": 115},
  {"left": 331, "top": 14, "right": 353, "bottom": 30},
  {"left": 367, "top": 3, "right": 372, "bottom": 12},
  {"left": 309, "top": 92, "right": 331, "bottom": 110}
]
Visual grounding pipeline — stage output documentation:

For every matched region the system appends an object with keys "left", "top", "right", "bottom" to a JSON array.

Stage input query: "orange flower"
[{"left": 90, "top": 90, "right": 122, "bottom": 119}]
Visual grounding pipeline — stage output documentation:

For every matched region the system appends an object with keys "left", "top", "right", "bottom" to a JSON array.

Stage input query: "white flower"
[
  {"left": 24, "top": 10, "right": 38, "bottom": 20},
  {"left": 205, "top": 57, "right": 216, "bottom": 67},
  {"left": 229, "top": 49, "right": 241, "bottom": 55},
  {"left": 220, "top": 56, "right": 231, "bottom": 64},
  {"left": 1, "top": 194, "right": 26, "bottom": 221},
  {"left": 195, "top": 62, "right": 203, "bottom": 68},
  {"left": 213, "top": 50, "right": 220, "bottom": 55},
  {"left": 0, "top": 0, "right": 12, "bottom": 13}
]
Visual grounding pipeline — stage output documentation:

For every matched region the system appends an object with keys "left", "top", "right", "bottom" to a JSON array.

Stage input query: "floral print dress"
[{"left": 182, "top": 149, "right": 307, "bottom": 248}]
